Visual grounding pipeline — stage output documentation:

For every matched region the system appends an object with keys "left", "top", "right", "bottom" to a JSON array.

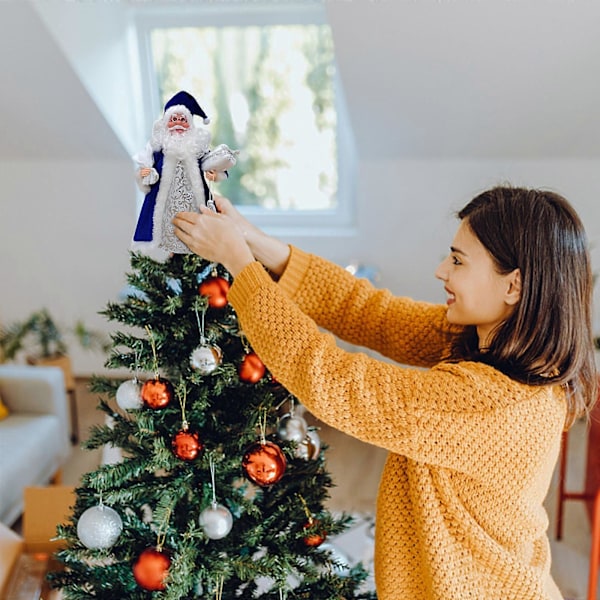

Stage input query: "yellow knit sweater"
[{"left": 227, "top": 246, "right": 566, "bottom": 600}]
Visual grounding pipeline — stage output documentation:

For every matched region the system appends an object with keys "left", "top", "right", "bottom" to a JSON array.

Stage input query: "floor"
[{"left": 61, "top": 378, "right": 596, "bottom": 599}]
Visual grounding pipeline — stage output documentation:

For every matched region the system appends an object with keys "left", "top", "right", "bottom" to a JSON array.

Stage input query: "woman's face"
[{"left": 435, "top": 220, "right": 521, "bottom": 348}]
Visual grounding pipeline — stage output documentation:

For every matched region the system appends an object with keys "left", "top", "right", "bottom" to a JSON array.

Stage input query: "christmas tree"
[{"left": 49, "top": 251, "right": 377, "bottom": 599}]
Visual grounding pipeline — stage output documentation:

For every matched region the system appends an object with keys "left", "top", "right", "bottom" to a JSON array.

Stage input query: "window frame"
[{"left": 132, "top": 0, "right": 356, "bottom": 234}]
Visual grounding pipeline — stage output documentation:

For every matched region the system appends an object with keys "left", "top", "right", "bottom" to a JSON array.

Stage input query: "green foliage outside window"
[{"left": 150, "top": 24, "right": 338, "bottom": 210}]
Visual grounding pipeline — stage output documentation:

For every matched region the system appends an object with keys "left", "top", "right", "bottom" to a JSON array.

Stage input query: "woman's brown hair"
[{"left": 453, "top": 186, "right": 597, "bottom": 427}]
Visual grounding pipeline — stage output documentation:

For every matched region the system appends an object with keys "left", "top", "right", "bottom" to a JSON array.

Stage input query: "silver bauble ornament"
[
  {"left": 116, "top": 378, "right": 143, "bottom": 410},
  {"left": 199, "top": 502, "right": 233, "bottom": 539},
  {"left": 190, "top": 343, "right": 222, "bottom": 375},
  {"left": 77, "top": 504, "right": 123, "bottom": 549},
  {"left": 277, "top": 414, "right": 308, "bottom": 443},
  {"left": 295, "top": 429, "right": 321, "bottom": 460}
]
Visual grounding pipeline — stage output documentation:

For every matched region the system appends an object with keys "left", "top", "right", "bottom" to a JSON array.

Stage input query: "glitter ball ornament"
[
  {"left": 116, "top": 378, "right": 143, "bottom": 410},
  {"left": 295, "top": 429, "right": 321, "bottom": 460},
  {"left": 238, "top": 352, "right": 266, "bottom": 384},
  {"left": 303, "top": 518, "right": 327, "bottom": 547},
  {"left": 199, "top": 502, "right": 234, "bottom": 539},
  {"left": 133, "top": 548, "right": 171, "bottom": 591},
  {"left": 172, "top": 428, "right": 203, "bottom": 461},
  {"left": 141, "top": 377, "right": 174, "bottom": 410},
  {"left": 242, "top": 441, "right": 287, "bottom": 486},
  {"left": 199, "top": 276, "right": 230, "bottom": 308},
  {"left": 277, "top": 414, "right": 308, "bottom": 443},
  {"left": 190, "top": 343, "right": 222, "bottom": 374},
  {"left": 77, "top": 504, "right": 123, "bottom": 549}
]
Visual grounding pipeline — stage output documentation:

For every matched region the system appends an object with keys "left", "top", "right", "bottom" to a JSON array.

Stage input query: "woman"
[{"left": 173, "top": 186, "right": 597, "bottom": 599}]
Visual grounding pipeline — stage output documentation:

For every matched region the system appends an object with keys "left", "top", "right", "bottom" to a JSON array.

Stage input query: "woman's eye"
[{"left": 451, "top": 255, "right": 461, "bottom": 265}]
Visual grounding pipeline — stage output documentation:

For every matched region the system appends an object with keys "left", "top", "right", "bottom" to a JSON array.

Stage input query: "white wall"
[
  {"left": 0, "top": 159, "right": 135, "bottom": 374},
  {"left": 32, "top": 1, "right": 143, "bottom": 156},
  {"left": 284, "top": 157, "right": 600, "bottom": 325}
]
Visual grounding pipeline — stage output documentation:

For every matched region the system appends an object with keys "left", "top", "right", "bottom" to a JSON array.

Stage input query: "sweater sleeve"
[
  {"left": 275, "top": 246, "right": 458, "bottom": 367},
  {"left": 228, "top": 261, "right": 566, "bottom": 478}
]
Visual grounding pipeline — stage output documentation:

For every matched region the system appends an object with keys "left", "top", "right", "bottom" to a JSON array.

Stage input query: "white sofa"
[{"left": 0, "top": 365, "right": 71, "bottom": 526}]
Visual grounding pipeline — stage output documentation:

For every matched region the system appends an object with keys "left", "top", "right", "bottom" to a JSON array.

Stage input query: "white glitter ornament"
[
  {"left": 199, "top": 502, "right": 233, "bottom": 540},
  {"left": 190, "top": 343, "right": 222, "bottom": 375},
  {"left": 116, "top": 378, "right": 143, "bottom": 410},
  {"left": 277, "top": 414, "right": 308, "bottom": 443},
  {"left": 77, "top": 504, "right": 123, "bottom": 549}
]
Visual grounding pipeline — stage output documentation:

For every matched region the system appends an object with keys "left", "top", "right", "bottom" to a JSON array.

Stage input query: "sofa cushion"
[{"left": 0, "top": 414, "right": 65, "bottom": 525}]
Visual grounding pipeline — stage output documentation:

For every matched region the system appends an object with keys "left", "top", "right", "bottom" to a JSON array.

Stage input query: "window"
[{"left": 134, "top": 1, "right": 355, "bottom": 231}]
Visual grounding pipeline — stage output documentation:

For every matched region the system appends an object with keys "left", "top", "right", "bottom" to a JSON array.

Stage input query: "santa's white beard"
[{"left": 151, "top": 123, "right": 211, "bottom": 159}]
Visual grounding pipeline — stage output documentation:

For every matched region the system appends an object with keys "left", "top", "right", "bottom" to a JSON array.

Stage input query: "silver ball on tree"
[
  {"left": 295, "top": 429, "right": 321, "bottom": 460},
  {"left": 77, "top": 504, "right": 123, "bottom": 549},
  {"left": 277, "top": 414, "right": 308, "bottom": 443},
  {"left": 116, "top": 378, "right": 143, "bottom": 410},
  {"left": 190, "top": 344, "right": 222, "bottom": 375},
  {"left": 199, "top": 502, "right": 233, "bottom": 540}
]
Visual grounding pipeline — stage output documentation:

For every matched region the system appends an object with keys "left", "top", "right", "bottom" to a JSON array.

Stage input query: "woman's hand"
[
  {"left": 211, "top": 196, "right": 291, "bottom": 278},
  {"left": 172, "top": 207, "right": 255, "bottom": 276}
]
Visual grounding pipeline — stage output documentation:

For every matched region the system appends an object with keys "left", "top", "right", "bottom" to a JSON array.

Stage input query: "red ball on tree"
[
  {"left": 239, "top": 352, "right": 266, "bottom": 384},
  {"left": 132, "top": 548, "right": 170, "bottom": 591},
  {"left": 172, "top": 428, "right": 203, "bottom": 461},
  {"left": 303, "top": 518, "right": 327, "bottom": 547},
  {"left": 242, "top": 441, "right": 286, "bottom": 486},
  {"left": 141, "top": 377, "right": 174, "bottom": 410},
  {"left": 199, "top": 276, "right": 230, "bottom": 308}
]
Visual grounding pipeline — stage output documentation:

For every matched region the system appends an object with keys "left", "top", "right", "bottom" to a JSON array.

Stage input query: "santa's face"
[{"left": 167, "top": 113, "right": 190, "bottom": 135}]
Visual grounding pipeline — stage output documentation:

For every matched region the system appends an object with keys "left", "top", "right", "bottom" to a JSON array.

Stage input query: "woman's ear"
[{"left": 505, "top": 268, "right": 522, "bottom": 306}]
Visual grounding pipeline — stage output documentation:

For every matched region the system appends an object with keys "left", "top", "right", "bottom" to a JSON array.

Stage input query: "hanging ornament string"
[
  {"left": 195, "top": 306, "right": 207, "bottom": 345},
  {"left": 155, "top": 507, "right": 171, "bottom": 553},
  {"left": 297, "top": 494, "right": 313, "bottom": 521},
  {"left": 259, "top": 409, "right": 268, "bottom": 445},
  {"left": 145, "top": 325, "right": 160, "bottom": 378},
  {"left": 214, "top": 575, "right": 223, "bottom": 600},
  {"left": 132, "top": 346, "right": 140, "bottom": 383},
  {"left": 177, "top": 385, "right": 188, "bottom": 430},
  {"left": 206, "top": 177, "right": 216, "bottom": 212},
  {"left": 209, "top": 456, "right": 218, "bottom": 506}
]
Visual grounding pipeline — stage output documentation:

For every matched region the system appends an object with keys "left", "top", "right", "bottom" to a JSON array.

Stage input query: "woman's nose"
[{"left": 435, "top": 259, "right": 448, "bottom": 281}]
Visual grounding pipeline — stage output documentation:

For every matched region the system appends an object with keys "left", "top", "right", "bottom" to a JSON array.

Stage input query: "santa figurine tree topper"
[{"left": 132, "top": 90, "right": 238, "bottom": 259}]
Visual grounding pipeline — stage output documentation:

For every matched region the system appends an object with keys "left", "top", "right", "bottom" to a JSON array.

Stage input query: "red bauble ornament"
[
  {"left": 133, "top": 548, "right": 171, "bottom": 591},
  {"left": 172, "top": 428, "right": 203, "bottom": 461},
  {"left": 303, "top": 519, "right": 327, "bottom": 547},
  {"left": 238, "top": 352, "right": 266, "bottom": 384},
  {"left": 199, "top": 276, "right": 230, "bottom": 308},
  {"left": 141, "top": 377, "right": 174, "bottom": 410},
  {"left": 242, "top": 441, "right": 286, "bottom": 486}
]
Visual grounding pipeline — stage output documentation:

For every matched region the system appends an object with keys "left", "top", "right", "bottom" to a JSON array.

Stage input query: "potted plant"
[{"left": 0, "top": 308, "right": 109, "bottom": 383}]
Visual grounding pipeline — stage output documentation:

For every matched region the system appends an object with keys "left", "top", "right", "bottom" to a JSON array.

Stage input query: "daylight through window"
[{"left": 142, "top": 19, "right": 342, "bottom": 215}]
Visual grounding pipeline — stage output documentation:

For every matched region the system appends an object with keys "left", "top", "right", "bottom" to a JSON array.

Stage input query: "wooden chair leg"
[{"left": 587, "top": 490, "right": 600, "bottom": 600}]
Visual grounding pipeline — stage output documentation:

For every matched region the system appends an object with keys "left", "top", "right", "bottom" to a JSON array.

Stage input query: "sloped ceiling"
[
  {"left": 326, "top": 0, "right": 600, "bottom": 160},
  {"left": 0, "top": 0, "right": 599, "bottom": 162},
  {"left": 0, "top": 1, "right": 127, "bottom": 160}
]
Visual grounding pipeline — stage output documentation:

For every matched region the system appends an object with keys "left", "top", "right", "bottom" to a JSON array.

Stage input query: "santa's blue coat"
[{"left": 133, "top": 150, "right": 210, "bottom": 241}]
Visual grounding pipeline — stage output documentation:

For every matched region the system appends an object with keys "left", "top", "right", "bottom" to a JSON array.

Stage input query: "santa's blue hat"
[{"left": 164, "top": 91, "right": 210, "bottom": 124}]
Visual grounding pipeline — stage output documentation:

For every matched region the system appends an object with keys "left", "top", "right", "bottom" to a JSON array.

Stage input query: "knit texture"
[{"left": 228, "top": 247, "right": 566, "bottom": 600}]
